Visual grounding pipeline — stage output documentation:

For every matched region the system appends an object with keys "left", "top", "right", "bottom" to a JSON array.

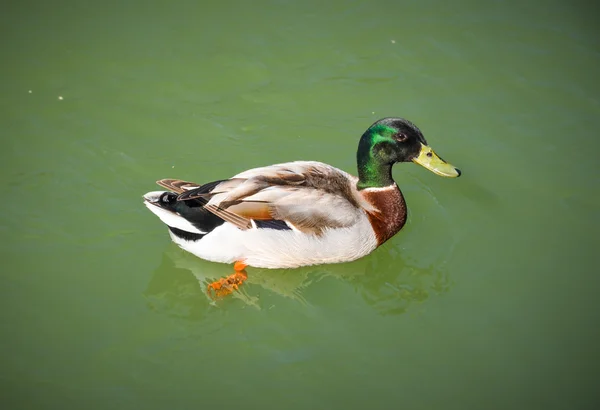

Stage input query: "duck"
[{"left": 143, "top": 117, "right": 460, "bottom": 295}]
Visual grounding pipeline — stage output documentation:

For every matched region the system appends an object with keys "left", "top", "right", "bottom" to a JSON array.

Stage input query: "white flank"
[{"left": 167, "top": 212, "right": 378, "bottom": 269}]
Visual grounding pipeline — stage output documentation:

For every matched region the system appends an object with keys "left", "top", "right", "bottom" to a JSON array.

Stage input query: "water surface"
[{"left": 1, "top": 0, "right": 599, "bottom": 409}]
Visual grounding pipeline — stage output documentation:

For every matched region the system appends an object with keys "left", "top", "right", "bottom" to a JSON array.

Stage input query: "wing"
[
  {"left": 157, "top": 178, "right": 216, "bottom": 195},
  {"left": 165, "top": 161, "right": 364, "bottom": 235}
]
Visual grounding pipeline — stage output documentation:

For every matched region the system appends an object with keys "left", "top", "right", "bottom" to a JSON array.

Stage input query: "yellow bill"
[{"left": 412, "top": 144, "right": 461, "bottom": 177}]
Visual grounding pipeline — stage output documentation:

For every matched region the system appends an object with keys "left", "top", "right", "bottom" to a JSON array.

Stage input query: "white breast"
[{"left": 168, "top": 212, "right": 379, "bottom": 269}]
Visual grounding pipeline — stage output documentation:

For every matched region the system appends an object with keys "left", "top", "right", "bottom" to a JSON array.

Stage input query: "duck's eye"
[{"left": 394, "top": 133, "right": 408, "bottom": 142}]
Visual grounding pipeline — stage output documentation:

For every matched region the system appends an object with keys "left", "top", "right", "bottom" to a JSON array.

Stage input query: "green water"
[{"left": 2, "top": 0, "right": 599, "bottom": 408}]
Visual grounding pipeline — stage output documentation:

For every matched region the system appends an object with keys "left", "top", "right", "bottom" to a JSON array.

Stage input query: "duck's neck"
[{"left": 356, "top": 132, "right": 395, "bottom": 190}]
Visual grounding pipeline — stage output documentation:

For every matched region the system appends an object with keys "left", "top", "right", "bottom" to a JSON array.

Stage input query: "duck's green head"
[{"left": 356, "top": 117, "right": 460, "bottom": 190}]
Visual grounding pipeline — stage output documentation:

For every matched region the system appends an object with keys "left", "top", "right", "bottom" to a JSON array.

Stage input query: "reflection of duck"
[
  {"left": 143, "top": 117, "right": 460, "bottom": 293},
  {"left": 143, "top": 241, "right": 453, "bottom": 317}
]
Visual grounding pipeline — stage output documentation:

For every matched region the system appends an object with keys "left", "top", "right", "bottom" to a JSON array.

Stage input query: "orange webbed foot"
[
  {"left": 234, "top": 261, "right": 247, "bottom": 271},
  {"left": 206, "top": 262, "right": 248, "bottom": 299}
]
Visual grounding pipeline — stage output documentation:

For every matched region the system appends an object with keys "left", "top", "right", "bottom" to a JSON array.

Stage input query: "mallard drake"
[{"left": 143, "top": 117, "right": 460, "bottom": 293}]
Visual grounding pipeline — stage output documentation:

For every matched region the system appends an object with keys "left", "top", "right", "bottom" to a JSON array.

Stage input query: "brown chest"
[{"left": 362, "top": 186, "right": 407, "bottom": 246}]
